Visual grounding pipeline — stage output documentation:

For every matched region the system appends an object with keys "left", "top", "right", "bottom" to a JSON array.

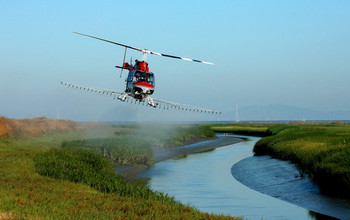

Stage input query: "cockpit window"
[
  {"left": 134, "top": 71, "right": 155, "bottom": 85},
  {"left": 147, "top": 72, "right": 155, "bottom": 85},
  {"left": 135, "top": 71, "right": 145, "bottom": 82}
]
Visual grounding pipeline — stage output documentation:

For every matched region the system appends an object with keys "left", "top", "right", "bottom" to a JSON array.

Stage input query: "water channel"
[{"left": 139, "top": 135, "right": 349, "bottom": 219}]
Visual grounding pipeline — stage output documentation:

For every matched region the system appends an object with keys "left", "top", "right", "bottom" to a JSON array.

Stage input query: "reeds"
[
  {"left": 62, "top": 138, "right": 154, "bottom": 166},
  {"left": 210, "top": 123, "right": 271, "bottom": 136}
]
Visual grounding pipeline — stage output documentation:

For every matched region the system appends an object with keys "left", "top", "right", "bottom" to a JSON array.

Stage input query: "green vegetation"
[
  {"left": 253, "top": 123, "right": 350, "bottom": 197},
  {"left": 34, "top": 148, "right": 177, "bottom": 202},
  {"left": 210, "top": 123, "right": 271, "bottom": 136},
  {"left": 62, "top": 138, "right": 154, "bottom": 166},
  {"left": 0, "top": 124, "right": 237, "bottom": 219}
]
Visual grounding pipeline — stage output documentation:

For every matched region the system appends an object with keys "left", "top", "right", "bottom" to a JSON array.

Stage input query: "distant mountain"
[{"left": 222, "top": 104, "right": 350, "bottom": 121}]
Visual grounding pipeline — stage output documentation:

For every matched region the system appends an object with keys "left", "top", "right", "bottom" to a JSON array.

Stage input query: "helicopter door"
[{"left": 126, "top": 71, "right": 134, "bottom": 92}]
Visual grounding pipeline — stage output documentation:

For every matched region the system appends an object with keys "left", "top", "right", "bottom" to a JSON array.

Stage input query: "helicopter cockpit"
[
  {"left": 126, "top": 70, "right": 155, "bottom": 94},
  {"left": 132, "top": 71, "right": 155, "bottom": 86}
]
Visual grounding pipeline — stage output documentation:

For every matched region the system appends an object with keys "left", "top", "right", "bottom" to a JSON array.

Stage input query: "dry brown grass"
[
  {"left": 0, "top": 212, "right": 15, "bottom": 219},
  {"left": 0, "top": 117, "right": 14, "bottom": 138},
  {"left": 0, "top": 116, "right": 95, "bottom": 139}
]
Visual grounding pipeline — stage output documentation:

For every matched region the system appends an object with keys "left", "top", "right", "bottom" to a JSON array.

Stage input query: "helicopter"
[{"left": 61, "top": 32, "right": 222, "bottom": 114}]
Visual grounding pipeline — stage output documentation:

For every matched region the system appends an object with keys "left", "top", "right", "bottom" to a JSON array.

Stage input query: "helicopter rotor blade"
[
  {"left": 148, "top": 51, "right": 215, "bottom": 65},
  {"left": 74, "top": 32, "right": 143, "bottom": 52},
  {"left": 74, "top": 32, "right": 215, "bottom": 65}
]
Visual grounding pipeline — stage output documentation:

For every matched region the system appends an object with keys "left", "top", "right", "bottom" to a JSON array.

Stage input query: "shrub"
[
  {"left": 34, "top": 148, "right": 118, "bottom": 192},
  {"left": 34, "top": 148, "right": 177, "bottom": 203}
]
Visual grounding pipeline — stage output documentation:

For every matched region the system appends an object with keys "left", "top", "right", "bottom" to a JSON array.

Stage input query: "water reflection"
[{"left": 139, "top": 135, "right": 324, "bottom": 219}]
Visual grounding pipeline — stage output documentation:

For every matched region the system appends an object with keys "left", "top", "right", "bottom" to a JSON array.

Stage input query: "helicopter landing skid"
[
  {"left": 117, "top": 93, "right": 128, "bottom": 101},
  {"left": 146, "top": 96, "right": 157, "bottom": 108},
  {"left": 117, "top": 93, "right": 156, "bottom": 108}
]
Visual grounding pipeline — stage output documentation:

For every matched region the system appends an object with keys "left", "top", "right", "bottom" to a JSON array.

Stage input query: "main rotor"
[{"left": 73, "top": 32, "right": 215, "bottom": 65}]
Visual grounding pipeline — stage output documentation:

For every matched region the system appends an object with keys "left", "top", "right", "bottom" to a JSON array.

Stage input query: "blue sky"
[{"left": 1, "top": 1, "right": 350, "bottom": 121}]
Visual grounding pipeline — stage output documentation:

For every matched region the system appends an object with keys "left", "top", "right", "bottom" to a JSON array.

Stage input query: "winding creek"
[{"left": 138, "top": 134, "right": 350, "bottom": 219}]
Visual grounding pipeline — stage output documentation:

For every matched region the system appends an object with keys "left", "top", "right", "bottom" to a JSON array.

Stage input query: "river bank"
[{"left": 116, "top": 135, "right": 242, "bottom": 180}]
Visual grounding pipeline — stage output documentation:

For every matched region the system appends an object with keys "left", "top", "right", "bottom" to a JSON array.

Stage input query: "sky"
[{"left": 1, "top": 0, "right": 350, "bottom": 121}]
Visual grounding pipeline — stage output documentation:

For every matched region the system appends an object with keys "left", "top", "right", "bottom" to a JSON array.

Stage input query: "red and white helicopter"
[{"left": 61, "top": 32, "right": 222, "bottom": 114}]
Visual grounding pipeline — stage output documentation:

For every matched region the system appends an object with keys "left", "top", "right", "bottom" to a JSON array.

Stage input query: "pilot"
[
  {"left": 135, "top": 59, "right": 139, "bottom": 70},
  {"left": 133, "top": 72, "right": 140, "bottom": 82}
]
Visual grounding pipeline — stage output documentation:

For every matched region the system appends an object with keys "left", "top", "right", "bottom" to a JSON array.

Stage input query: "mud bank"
[{"left": 232, "top": 156, "right": 350, "bottom": 220}]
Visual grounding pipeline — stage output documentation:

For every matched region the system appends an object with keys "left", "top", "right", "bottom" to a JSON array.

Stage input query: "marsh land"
[{"left": 1, "top": 117, "right": 349, "bottom": 219}]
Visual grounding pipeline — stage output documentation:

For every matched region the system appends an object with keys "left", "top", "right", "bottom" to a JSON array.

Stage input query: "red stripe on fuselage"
[{"left": 133, "top": 82, "right": 154, "bottom": 89}]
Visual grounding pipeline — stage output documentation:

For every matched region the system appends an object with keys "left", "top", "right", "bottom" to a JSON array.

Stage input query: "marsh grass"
[
  {"left": 210, "top": 123, "right": 271, "bottom": 136},
  {"left": 62, "top": 138, "right": 154, "bottom": 166},
  {"left": 34, "top": 148, "right": 176, "bottom": 202}
]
